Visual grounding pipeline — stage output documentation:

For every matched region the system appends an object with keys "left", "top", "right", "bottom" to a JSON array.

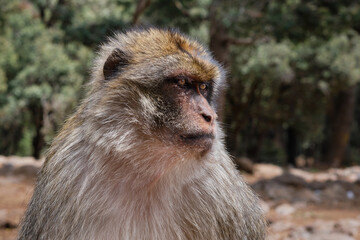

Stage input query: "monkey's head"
[{"left": 90, "top": 28, "right": 225, "bottom": 156}]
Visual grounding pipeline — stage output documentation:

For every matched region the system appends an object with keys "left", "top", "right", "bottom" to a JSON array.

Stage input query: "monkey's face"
[
  {"left": 98, "top": 29, "right": 224, "bottom": 155},
  {"left": 154, "top": 74, "right": 217, "bottom": 153}
]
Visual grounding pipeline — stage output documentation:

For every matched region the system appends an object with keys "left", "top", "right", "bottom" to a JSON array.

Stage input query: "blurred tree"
[
  {"left": 316, "top": 33, "right": 360, "bottom": 167},
  {"left": 221, "top": 0, "right": 360, "bottom": 167},
  {"left": 0, "top": 0, "right": 91, "bottom": 157},
  {"left": 264, "top": 0, "right": 360, "bottom": 167},
  {"left": 1, "top": 0, "right": 360, "bottom": 168}
]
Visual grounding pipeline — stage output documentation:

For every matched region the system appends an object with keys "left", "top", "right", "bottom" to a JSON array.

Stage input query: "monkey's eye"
[
  {"left": 199, "top": 83, "right": 207, "bottom": 90},
  {"left": 178, "top": 79, "right": 186, "bottom": 86}
]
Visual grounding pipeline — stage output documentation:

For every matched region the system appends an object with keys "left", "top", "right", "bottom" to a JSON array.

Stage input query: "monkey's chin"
[{"left": 180, "top": 133, "right": 214, "bottom": 153}]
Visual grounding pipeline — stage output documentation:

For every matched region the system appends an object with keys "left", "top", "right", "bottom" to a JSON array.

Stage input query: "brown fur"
[{"left": 18, "top": 28, "right": 266, "bottom": 240}]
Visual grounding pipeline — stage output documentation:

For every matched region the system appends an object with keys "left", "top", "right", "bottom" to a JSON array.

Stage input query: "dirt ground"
[
  {"left": 0, "top": 157, "right": 360, "bottom": 240},
  {"left": 0, "top": 176, "right": 35, "bottom": 240},
  {"left": 266, "top": 205, "right": 360, "bottom": 240}
]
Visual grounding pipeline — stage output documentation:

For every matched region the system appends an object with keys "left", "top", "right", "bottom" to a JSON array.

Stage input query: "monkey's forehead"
[
  {"left": 107, "top": 28, "right": 223, "bottom": 82},
  {"left": 115, "top": 28, "right": 206, "bottom": 57}
]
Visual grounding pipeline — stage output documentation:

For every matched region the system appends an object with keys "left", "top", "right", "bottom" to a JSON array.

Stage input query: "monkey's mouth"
[
  {"left": 180, "top": 133, "right": 214, "bottom": 151},
  {"left": 180, "top": 133, "right": 214, "bottom": 141}
]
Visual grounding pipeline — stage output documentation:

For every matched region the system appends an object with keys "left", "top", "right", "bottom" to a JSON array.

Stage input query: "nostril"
[{"left": 202, "top": 113, "right": 212, "bottom": 123}]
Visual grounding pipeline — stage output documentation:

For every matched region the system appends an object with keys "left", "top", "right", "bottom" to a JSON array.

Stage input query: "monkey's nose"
[{"left": 202, "top": 113, "right": 212, "bottom": 123}]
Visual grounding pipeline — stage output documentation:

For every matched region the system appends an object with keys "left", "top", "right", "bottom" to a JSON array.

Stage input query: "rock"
[
  {"left": 297, "top": 188, "right": 321, "bottom": 203},
  {"left": 0, "top": 163, "right": 15, "bottom": 176},
  {"left": 0, "top": 155, "right": 42, "bottom": 178},
  {"left": 252, "top": 164, "right": 360, "bottom": 204},
  {"left": 298, "top": 232, "right": 354, "bottom": 240},
  {"left": 313, "top": 172, "right": 337, "bottom": 182},
  {"left": 14, "top": 165, "right": 39, "bottom": 178},
  {"left": 254, "top": 180, "right": 316, "bottom": 203},
  {"left": 328, "top": 167, "right": 360, "bottom": 183},
  {"left": 286, "top": 220, "right": 358, "bottom": 240},
  {"left": 270, "top": 220, "right": 295, "bottom": 232},
  {"left": 0, "top": 156, "right": 43, "bottom": 168},
  {"left": 0, "top": 209, "right": 20, "bottom": 229},
  {"left": 311, "top": 220, "right": 337, "bottom": 233},
  {"left": 336, "top": 219, "right": 360, "bottom": 237},
  {"left": 275, "top": 203, "right": 296, "bottom": 216},
  {"left": 273, "top": 173, "right": 307, "bottom": 187},
  {"left": 322, "top": 183, "right": 347, "bottom": 202},
  {"left": 346, "top": 190, "right": 355, "bottom": 200},
  {"left": 289, "top": 168, "right": 314, "bottom": 182},
  {"left": 355, "top": 179, "right": 360, "bottom": 186},
  {"left": 292, "top": 201, "right": 307, "bottom": 209},
  {"left": 255, "top": 181, "right": 294, "bottom": 202},
  {"left": 254, "top": 164, "right": 283, "bottom": 179}
]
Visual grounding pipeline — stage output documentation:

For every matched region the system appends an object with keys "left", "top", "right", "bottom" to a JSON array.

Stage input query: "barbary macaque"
[{"left": 18, "top": 28, "right": 266, "bottom": 240}]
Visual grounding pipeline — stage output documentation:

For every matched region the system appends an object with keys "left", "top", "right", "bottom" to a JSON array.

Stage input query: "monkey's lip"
[
  {"left": 180, "top": 133, "right": 214, "bottom": 141},
  {"left": 180, "top": 133, "right": 214, "bottom": 152}
]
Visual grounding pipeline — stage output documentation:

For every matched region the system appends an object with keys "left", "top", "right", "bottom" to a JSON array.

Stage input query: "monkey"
[{"left": 18, "top": 28, "right": 266, "bottom": 240}]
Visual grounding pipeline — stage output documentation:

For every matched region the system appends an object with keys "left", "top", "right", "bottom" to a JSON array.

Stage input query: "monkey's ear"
[{"left": 103, "top": 48, "right": 129, "bottom": 81}]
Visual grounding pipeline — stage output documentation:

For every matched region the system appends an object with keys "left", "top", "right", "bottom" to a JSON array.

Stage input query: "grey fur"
[{"left": 18, "top": 28, "right": 266, "bottom": 240}]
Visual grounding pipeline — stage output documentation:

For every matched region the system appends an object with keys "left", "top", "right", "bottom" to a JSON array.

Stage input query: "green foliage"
[
  {"left": 242, "top": 41, "right": 295, "bottom": 81},
  {"left": 225, "top": 0, "right": 360, "bottom": 164},
  {"left": 144, "top": 0, "right": 210, "bottom": 31},
  {"left": 316, "top": 32, "right": 360, "bottom": 87},
  {"left": 259, "top": 139, "right": 287, "bottom": 165},
  {"left": 266, "top": 0, "right": 360, "bottom": 41},
  {"left": 64, "top": 0, "right": 132, "bottom": 46},
  {"left": 0, "top": 0, "right": 92, "bottom": 156},
  {"left": 0, "top": 0, "right": 359, "bottom": 166}
]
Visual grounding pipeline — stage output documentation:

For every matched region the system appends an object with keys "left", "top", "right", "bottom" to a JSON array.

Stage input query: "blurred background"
[{"left": 0, "top": 0, "right": 360, "bottom": 239}]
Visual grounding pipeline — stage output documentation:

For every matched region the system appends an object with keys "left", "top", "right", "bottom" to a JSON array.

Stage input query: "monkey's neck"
[{"left": 100, "top": 137, "right": 209, "bottom": 193}]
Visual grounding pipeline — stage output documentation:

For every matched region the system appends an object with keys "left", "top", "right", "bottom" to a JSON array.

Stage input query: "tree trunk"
[
  {"left": 31, "top": 104, "right": 45, "bottom": 159},
  {"left": 246, "top": 129, "right": 264, "bottom": 163},
  {"left": 321, "top": 86, "right": 357, "bottom": 168},
  {"left": 286, "top": 127, "right": 297, "bottom": 166},
  {"left": 208, "top": 0, "right": 230, "bottom": 122},
  {"left": 132, "top": 0, "right": 152, "bottom": 25}
]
